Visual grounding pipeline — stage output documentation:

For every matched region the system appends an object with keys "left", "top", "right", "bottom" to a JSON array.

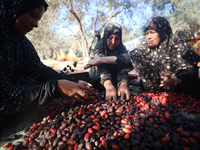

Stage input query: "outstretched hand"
[
  {"left": 78, "top": 80, "right": 93, "bottom": 95},
  {"left": 84, "top": 56, "right": 102, "bottom": 70},
  {"left": 58, "top": 80, "right": 93, "bottom": 100},
  {"left": 160, "top": 71, "right": 175, "bottom": 89}
]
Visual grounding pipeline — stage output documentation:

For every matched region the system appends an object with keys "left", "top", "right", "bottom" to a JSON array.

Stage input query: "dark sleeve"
[
  {"left": 24, "top": 68, "right": 80, "bottom": 108},
  {"left": 116, "top": 45, "right": 133, "bottom": 87},
  {"left": 176, "top": 67, "right": 198, "bottom": 88},
  {"left": 116, "top": 53, "right": 133, "bottom": 69},
  {"left": 23, "top": 80, "right": 59, "bottom": 107},
  {"left": 38, "top": 67, "right": 79, "bottom": 83}
]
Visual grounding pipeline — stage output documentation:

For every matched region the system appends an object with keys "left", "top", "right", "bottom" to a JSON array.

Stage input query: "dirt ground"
[{"left": 41, "top": 58, "right": 89, "bottom": 73}]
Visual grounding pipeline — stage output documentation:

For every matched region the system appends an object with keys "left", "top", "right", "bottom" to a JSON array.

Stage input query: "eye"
[
  {"left": 145, "top": 31, "right": 156, "bottom": 35},
  {"left": 108, "top": 37, "right": 113, "bottom": 40},
  {"left": 30, "top": 13, "right": 35, "bottom": 18},
  {"left": 115, "top": 37, "right": 120, "bottom": 41},
  {"left": 29, "top": 12, "right": 37, "bottom": 19},
  {"left": 150, "top": 31, "right": 156, "bottom": 34}
]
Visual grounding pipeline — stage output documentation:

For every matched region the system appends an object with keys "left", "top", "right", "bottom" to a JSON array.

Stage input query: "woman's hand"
[
  {"left": 160, "top": 72, "right": 181, "bottom": 89},
  {"left": 84, "top": 56, "right": 103, "bottom": 70},
  {"left": 104, "top": 80, "right": 117, "bottom": 101},
  {"left": 78, "top": 80, "right": 93, "bottom": 94},
  {"left": 58, "top": 80, "right": 93, "bottom": 100},
  {"left": 84, "top": 56, "right": 117, "bottom": 70},
  {"left": 118, "top": 82, "right": 130, "bottom": 100}
]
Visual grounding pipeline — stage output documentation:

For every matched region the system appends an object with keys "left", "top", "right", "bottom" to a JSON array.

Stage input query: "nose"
[
  {"left": 146, "top": 33, "right": 152, "bottom": 39},
  {"left": 111, "top": 38, "right": 116, "bottom": 44},
  {"left": 32, "top": 20, "right": 39, "bottom": 28}
]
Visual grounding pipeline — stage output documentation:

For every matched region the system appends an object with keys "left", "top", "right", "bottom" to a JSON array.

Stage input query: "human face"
[
  {"left": 145, "top": 28, "right": 160, "bottom": 48},
  {"left": 107, "top": 33, "right": 121, "bottom": 50},
  {"left": 14, "top": 6, "right": 45, "bottom": 35}
]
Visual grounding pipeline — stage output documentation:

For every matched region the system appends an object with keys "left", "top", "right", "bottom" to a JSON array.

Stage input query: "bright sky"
[{"left": 55, "top": 2, "right": 153, "bottom": 37}]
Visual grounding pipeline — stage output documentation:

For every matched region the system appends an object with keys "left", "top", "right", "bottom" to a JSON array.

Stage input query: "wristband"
[{"left": 172, "top": 76, "right": 177, "bottom": 86}]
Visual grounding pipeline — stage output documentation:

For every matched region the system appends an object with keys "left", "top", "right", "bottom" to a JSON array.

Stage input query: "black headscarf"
[
  {"left": 129, "top": 16, "right": 200, "bottom": 92},
  {"left": 94, "top": 23, "right": 125, "bottom": 56},
  {"left": 18, "top": 0, "right": 48, "bottom": 17}
]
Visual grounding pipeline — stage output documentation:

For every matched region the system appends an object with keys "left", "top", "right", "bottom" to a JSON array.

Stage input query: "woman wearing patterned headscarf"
[
  {"left": 0, "top": 0, "right": 92, "bottom": 129},
  {"left": 85, "top": 16, "right": 200, "bottom": 98},
  {"left": 89, "top": 23, "right": 132, "bottom": 101}
]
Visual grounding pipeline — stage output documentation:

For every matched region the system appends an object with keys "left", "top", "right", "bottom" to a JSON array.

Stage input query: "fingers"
[
  {"left": 105, "top": 93, "right": 117, "bottom": 101},
  {"left": 84, "top": 56, "right": 95, "bottom": 70},
  {"left": 160, "top": 81, "right": 164, "bottom": 87},
  {"left": 160, "top": 80, "right": 171, "bottom": 89},
  {"left": 118, "top": 90, "right": 124, "bottom": 100},
  {"left": 76, "top": 89, "right": 89, "bottom": 100},
  {"left": 74, "top": 94, "right": 81, "bottom": 100},
  {"left": 125, "top": 91, "right": 130, "bottom": 100},
  {"left": 118, "top": 90, "right": 130, "bottom": 100},
  {"left": 161, "top": 71, "right": 166, "bottom": 76},
  {"left": 84, "top": 64, "right": 91, "bottom": 70},
  {"left": 162, "top": 72, "right": 171, "bottom": 78},
  {"left": 105, "top": 94, "right": 110, "bottom": 101},
  {"left": 120, "top": 92, "right": 125, "bottom": 100},
  {"left": 160, "top": 72, "right": 173, "bottom": 88},
  {"left": 118, "top": 90, "right": 121, "bottom": 98},
  {"left": 79, "top": 84, "right": 93, "bottom": 93},
  {"left": 83, "top": 82, "right": 93, "bottom": 88},
  {"left": 113, "top": 95, "right": 117, "bottom": 101}
]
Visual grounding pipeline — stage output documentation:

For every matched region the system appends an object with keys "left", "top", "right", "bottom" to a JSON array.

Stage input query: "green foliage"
[
  {"left": 144, "top": 0, "right": 200, "bottom": 39},
  {"left": 168, "top": 0, "right": 200, "bottom": 38}
]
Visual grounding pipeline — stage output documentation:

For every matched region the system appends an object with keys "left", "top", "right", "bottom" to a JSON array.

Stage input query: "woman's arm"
[
  {"left": 84, "top": 53, "right": 133, "bottom": 70},
  {"left": 160, "top": 68, "right": 198, "bottom": 91},
  {"left": 84, "top": 56, "right": 117, "bottom": 70}
]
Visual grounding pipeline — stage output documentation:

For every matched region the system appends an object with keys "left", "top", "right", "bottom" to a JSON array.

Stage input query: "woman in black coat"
[{"left": 0, "top": 0, "right": 93, "bottom": 128}]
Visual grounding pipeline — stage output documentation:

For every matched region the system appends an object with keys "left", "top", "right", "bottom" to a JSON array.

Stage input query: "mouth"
[
  {"left": 147, "top": 40, "right": 153, "bottom": 44},
  {"left": 27, "top": 28, "right": 33, "bottom": 31}
]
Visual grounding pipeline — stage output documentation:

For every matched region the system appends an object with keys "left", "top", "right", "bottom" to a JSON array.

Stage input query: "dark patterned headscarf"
[
  {"left": 0, "top": 0, "right": 48, "bottom": 125},
  {"left": 129, "top": 16, "right": 200, "bottom": 92}
]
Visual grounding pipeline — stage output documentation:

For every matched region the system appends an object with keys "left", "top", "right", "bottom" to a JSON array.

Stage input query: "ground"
[{"left": 41, "top": 58, "right": 88, "bottom": 73}]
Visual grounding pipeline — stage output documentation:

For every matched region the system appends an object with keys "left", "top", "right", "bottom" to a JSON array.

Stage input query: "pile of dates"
[
  {"left": 3, "top": 90, "right": 200, "bottom": 150},
  {"left": 59, "top": 62, "right": 78, "bottom": 74}
]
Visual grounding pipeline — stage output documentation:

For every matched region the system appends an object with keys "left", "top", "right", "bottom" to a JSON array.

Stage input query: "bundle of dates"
[{"left": 3, "top": 91, "right": 200, "bottom": 150}]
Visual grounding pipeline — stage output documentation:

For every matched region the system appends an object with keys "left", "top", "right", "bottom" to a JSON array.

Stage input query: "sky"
[{"left": 55, "top": 1, "right": 154, "bottom": 37}]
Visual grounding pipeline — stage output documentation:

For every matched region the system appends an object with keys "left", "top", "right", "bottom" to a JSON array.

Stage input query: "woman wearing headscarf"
[
  {"left": 89, "top": 23, "right": 132, "bottom": 101},
  {"left": 0, "top": 0, "right": 92, "bottom": 129},
  {"left": 85, "top": 16, "right": 200, "bottom": 98}
]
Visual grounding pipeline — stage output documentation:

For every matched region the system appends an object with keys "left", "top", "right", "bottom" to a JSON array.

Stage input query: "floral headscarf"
[{"left": 129, "top": 16, "right": 200, "bottom": 92}]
